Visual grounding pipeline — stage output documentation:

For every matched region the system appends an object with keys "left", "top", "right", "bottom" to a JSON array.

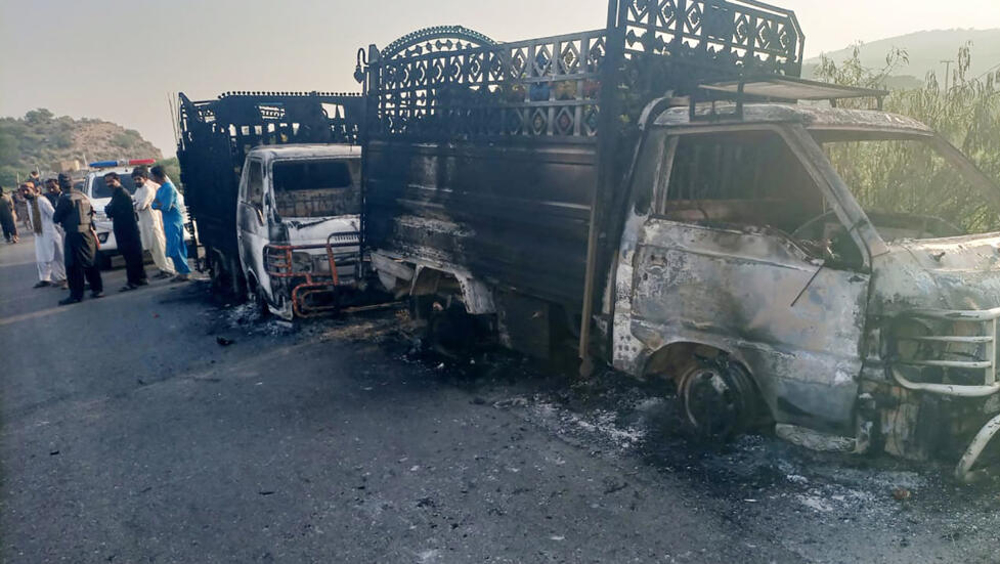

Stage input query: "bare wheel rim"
[{"left": 678, "top": 361, "right": 754, "bottom": 439}]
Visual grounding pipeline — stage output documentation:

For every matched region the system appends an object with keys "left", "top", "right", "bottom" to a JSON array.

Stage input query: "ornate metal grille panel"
[
  {"left": 365, "top": 0, "right": 802, "bottom": 141},
  {"left": 622, "top": 0, "right": 802, "bottom": 76},
  {"left": 374, "top": 26, "right": 606, "bottom": 141}
]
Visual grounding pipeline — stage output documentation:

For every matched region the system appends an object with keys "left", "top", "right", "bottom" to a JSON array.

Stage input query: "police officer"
[{"left": 52, "top": 173, "right": 104, "bottom": 305}]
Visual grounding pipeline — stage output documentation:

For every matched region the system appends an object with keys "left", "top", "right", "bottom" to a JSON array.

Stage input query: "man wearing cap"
[
  {"left": 20, "top": 180, "right": 66, "bottom": 289},
  {"left": 53, "top": 173, "right": 104, "bottom": 304}
]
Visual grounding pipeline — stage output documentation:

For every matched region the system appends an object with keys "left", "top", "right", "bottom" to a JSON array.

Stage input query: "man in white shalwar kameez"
[
  {"left": 131, "top": 167, "right": 175, "bottom": 278},
  {"left": 22, "top": 181, "right": 65, "bottom": 288}
]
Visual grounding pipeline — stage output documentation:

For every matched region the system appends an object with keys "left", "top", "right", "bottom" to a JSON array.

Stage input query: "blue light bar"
[{"left": 89, "top": 160, "right": 120, "bottom": 168}]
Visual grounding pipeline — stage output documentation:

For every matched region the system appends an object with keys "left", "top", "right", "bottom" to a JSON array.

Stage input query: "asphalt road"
[{"left": 1, "top": 236, "right": 998, "bottom": 564}]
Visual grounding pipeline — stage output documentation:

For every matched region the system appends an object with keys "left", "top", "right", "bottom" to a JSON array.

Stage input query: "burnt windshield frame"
[
  {"left": 271, "top": 159, "right": 353, "bottom": 193},
  {"left": 810, "top": 129, "right": 1000, "bottom": 237}
]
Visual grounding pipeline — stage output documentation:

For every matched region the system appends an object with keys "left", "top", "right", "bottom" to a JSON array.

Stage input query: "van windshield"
[
  {"left": 89, "top": 174, "right": 137, "bottom": 199},
  {"left": 271, "top": 159, "right": 360, "bottom": 219},
  {"left": 814, "top": 131, "right": 1000, "bottom": 239}
]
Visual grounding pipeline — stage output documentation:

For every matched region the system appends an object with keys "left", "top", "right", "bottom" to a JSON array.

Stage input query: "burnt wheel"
[
  {"left": 677, "top": 357, "right": 758, "bottom": 440},
  {"left": 246, "top": 280, "right": 270, "bottom": 319}
]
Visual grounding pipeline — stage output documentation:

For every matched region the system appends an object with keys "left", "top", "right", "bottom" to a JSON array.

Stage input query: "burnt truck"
[
  {"left": 356, "top": 0, "right": 1000, "bottom": 479},
  {"left": 176, "top": 92, "right": 365, "bottom": 316}
]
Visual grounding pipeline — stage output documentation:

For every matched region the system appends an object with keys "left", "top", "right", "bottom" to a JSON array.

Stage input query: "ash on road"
[{"left": 1, "top": 237, "right": 997, "bottom": 564}]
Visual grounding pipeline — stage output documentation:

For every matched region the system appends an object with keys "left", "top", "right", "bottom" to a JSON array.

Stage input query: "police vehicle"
[{"left": 82, "top": 159, "right": 193, "bottom": 269}]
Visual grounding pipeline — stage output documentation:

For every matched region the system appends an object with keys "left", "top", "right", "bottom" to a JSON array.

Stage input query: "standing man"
[
  {"left": 53, "top": 173, "right": 103, "bottom": 305},
  {"left": 131, "top": 167, "right": 174, "bottom": 279},
  {"left": 150, "top": 166, "right": 191, "bottom": 282},
  {"left": 12, "top": 185, "right": 30, "bottom": 232},
  {"left": 44, "top": 178, "right": 68, "bottom": 288},
  {"left": 0, "top": 186, "right": 18, "bottom": 243},
  {"left": 28, "top": 170, "right": 44, "bottom": 191},
  {"left": 44, "top": 177, "right": 62, "bottom": 207},
  {"left": 21, "top": 181, "right": 66, "bottom": 288},
  {"left": 103, "top": 172, "right": 147, "bottom": 291}
]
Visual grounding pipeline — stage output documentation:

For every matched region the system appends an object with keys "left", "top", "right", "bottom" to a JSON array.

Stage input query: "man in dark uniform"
[
  {"left": 103, "top": 172, "right": 147, "bottom": 291},
  {"left": 53, "top": 173, "right": 104, "bottom": 305}
]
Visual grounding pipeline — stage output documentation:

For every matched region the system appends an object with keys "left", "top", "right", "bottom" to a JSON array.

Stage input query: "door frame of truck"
[{"left": 610, "top": 117, "right": 888, "bottom": 432}]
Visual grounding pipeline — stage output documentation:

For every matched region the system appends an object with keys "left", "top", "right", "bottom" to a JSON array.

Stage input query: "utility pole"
[{"left": 940, "top": 59, "right": 954, "bottom": 91}]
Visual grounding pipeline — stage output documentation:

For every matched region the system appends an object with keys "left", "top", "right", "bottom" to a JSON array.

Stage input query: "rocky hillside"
[{"left": 0, "top": 108, "right": 162, "bottom": 185}]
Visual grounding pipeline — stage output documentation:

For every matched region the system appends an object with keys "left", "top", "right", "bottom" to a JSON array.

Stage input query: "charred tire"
[
  {"left": 677, "top": 357, "right": 758, "bottom": 440},
  {"left": 246, "top": 277, "right": 270, "bottom": 319}
]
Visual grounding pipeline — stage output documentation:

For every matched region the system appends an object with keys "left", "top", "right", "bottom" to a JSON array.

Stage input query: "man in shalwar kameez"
[
  {"left": 131, "top": 167, "right": 174, "bottom": 279},
  {"left": 21, "top": 181, "right": 65, "bottom": 288},
  {"left": 150, "top": 166, "right": 191, "bottom": 282}
]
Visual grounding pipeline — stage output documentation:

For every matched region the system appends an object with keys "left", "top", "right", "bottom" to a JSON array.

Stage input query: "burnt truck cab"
[
  {"left": 236, "top": 144, "right": 361, "bottom": 319},
  {"left": 612, "top": 101, "right": 1000, "bottom": 480}
]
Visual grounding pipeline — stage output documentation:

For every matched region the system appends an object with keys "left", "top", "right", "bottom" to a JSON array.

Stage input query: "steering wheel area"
[
  {"left": 791, "top": 210, "right": 842, "bottom": 241},
  {"left": 790, "top": 210, "right": 864, "bottom": 267}
]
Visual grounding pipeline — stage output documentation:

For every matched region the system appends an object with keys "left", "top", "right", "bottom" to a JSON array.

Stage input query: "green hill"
[
  {"left": 804, "top": 28, "right": 1000, "bottom": 85},
  {"left": 0, "top": 108, "right": 163, "bottom": 187}
]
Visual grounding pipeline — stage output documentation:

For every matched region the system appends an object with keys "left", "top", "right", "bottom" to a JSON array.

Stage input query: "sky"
[{"left": 1, "top": 0, "right": 998, "bottom": 157}]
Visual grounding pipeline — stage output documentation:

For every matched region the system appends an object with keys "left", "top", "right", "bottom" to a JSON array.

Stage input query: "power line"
[{"left": 975, "top": 61, "right": 1000, "bottom": 81}]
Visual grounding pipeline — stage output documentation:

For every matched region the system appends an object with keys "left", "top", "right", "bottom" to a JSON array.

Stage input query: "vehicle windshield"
[
  {"left": 271, "top": 158, "right": 360, "bottom": 219},
  {"left": 815, "top": 131, "right": 1000, "bottom": 240},
  {"left": 89, "top": 173, "right": 137, "bottom": 199}
]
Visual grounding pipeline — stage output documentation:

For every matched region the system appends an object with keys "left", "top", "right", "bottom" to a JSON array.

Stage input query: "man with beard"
[
  {"left": 131, "top": 167, "right": 174, "bottom": 279},
  {"left": 53, "top": 173, "right": 103, "bottom": 305},
  {"left": 20, "top": 181, "right": 66, "bottom": 288},
  {"left": 103, "top": 172, "right": 147, "bottom": 291}
]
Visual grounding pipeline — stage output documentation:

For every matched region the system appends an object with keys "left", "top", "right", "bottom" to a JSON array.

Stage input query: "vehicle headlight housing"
[
  {"left": 291, "top": 251, "right": 313, "bottom": 273},
  {"left": 312, "top": 254, "right": 332, "bottom": 273},
  {"left": 887, "top": 319, "right": 932, "bottom": 362},
  {"left": 97, "top": 232, "right": 109, "bottom": 243}
]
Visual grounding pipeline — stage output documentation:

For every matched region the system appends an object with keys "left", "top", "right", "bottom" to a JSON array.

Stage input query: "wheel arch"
[{"left": 641, "top": 340, "right": 751, "bottom": 382}]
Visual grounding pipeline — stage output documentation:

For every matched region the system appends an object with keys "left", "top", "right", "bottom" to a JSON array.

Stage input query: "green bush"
[{"left": 815, "top": 44, "right": 1000, "bottom": 233}]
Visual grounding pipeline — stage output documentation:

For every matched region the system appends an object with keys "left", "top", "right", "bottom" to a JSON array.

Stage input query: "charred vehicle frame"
[
  {"left": 177, "top": 92, "right": 365, "bottom": 316},
  {"left": 355, "top": 0, "right": 1000, "bottom": 479}
]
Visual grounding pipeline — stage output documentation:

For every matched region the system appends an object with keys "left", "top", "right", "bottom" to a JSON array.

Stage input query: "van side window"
[
  {"left": 658, "top": 130, "right": 823, "bottom": 235},
  {"left": 247, "top": 161, "right": 264, "bottom": 209}
]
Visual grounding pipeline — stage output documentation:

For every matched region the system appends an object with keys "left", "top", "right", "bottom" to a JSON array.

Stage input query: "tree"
[
  {"left": 0, "top": 133, "right": 19, "bottom": 167},
  {"left": 155, "top": 157, "right": 183, "bottom": 192},
  {"left": 24, "top": 108, "right": 54, "bottom": 124},
  {"left": 815, "top": 44, "right": 1000, "bottom": 232}
]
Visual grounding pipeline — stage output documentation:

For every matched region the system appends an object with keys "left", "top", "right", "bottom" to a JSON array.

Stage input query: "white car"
[{"left": 83, "top": 160, "right": 192, "bottom": 268}]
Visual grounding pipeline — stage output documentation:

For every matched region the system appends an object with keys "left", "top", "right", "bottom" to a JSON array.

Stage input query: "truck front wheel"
[{"left": 676, "top": 357, "right": 759, "bottom": 440}]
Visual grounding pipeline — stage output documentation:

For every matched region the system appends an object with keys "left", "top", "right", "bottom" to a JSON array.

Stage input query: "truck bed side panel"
[{"left": 366, "top": 140, "right": 597, "bottom": 306}]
